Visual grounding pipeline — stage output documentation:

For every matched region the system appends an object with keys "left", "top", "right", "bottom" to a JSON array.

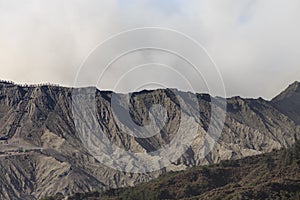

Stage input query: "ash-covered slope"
[{"left": 0, "top": 80, "right": 299, "bottom": 199}]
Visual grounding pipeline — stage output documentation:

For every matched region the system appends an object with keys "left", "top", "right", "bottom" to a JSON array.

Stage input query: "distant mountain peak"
[
  {"left": 272, "top": 81, "right": 300, "bottom": 124},
  {"left": 287, "top": 81, "right": 300, "bottom": 91},
  {"left": 272, "top": 81, "right": 300, "bottom": 102}
]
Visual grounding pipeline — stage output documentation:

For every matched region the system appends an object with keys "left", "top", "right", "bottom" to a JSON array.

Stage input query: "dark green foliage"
[
  {"left": 40, "top": 197, "right": 55, "bottom": 200},
  {"left": 219, "top": 159, "right": 240, "bottom": 168},
  {"left": 40, "top": 193, "right": 64, "bottom": 200},
  {"left": 280, "top": 136, "right": 300, "bottom": 166},
  {"left": 183, "top": 184, "right": 199, "bottom": 197},
  {"left": 263, "top": 153, "right": 275, "bottom": 170}
]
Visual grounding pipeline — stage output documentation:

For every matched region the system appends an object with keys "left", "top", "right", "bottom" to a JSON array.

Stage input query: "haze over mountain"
[{"left": 0, "top": 80, "right": 299, "bottom": 199}]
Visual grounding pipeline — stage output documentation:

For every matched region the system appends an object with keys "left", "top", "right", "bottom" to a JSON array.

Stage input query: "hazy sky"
[{"left": 0, "top": 0, "right": 299, "bottom": 99}]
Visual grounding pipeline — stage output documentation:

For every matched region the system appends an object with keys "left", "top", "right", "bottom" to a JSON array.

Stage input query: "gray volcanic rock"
[{"left": 0, "top": 80, "right": 299, "bottom": 199}]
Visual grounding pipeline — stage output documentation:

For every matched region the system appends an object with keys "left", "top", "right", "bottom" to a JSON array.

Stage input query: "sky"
[{"left": 0, "top": 0, "right": 300, "bottom": 99}]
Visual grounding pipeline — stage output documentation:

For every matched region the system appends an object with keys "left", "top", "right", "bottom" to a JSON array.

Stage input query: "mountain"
[
  {"left": 272, "top": 81, "right": 300, "bottom": 125},
  {"left": 65, "top": 139, "right": 300, "bottom": 200},
  {"left": 0, "top": 80, "right": 299, "bottom": 199}
]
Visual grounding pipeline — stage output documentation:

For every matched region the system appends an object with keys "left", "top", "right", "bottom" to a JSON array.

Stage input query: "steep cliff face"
[{"left": 0, "top": 81, "right": 299, "bottom": 199}]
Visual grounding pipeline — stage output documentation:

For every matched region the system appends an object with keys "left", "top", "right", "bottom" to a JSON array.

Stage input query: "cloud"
[{"left": 0, "top": 0, "right": 299, "bottom": 99}]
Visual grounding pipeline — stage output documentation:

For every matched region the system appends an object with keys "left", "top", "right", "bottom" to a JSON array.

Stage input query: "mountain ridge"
[
  {"left": 3, "top": 79, "right": 298, "bottom": 100},
  {"left": 0, "top": 80, "right": 299, "bottom": 199}
]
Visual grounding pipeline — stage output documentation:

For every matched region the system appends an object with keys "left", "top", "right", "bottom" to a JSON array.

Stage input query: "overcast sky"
[{"left": 0, "top": 0, "right": 299, "bottom": 99}]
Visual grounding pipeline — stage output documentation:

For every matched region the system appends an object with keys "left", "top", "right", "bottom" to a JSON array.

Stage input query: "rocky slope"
[{"left": 0, "top": 80, "right": 299, "bottom": 199}]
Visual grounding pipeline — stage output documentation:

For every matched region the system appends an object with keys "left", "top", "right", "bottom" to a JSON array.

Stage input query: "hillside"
[
  {"left": 64, "top": 139, "right": 300, "bottom": 200},
  {"left": 0, "top": 80, "right": 299, "bottom": 199}
]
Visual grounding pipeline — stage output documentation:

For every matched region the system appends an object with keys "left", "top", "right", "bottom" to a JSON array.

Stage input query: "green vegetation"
[{"left": 40, "top": 193, "right": 64, "bottom": 200}]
